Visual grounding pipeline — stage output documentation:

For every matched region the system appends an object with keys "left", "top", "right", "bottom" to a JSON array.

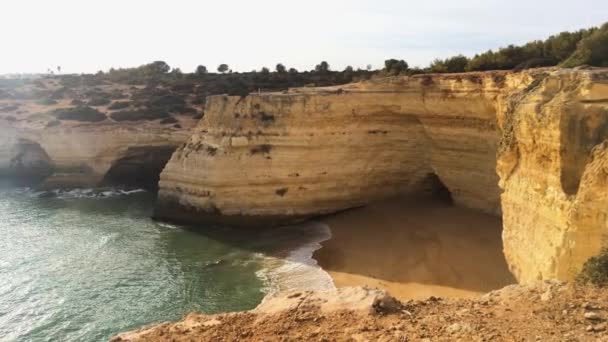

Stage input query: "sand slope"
[{"left": 315, "top": 196, "right": 516, "bottom": 300}]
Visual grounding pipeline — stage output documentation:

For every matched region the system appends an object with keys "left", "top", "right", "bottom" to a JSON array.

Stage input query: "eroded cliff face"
[
  {"left": 0, "top": 78, "right": 200, "bottom": 189},
  {"left": 0, "top": 121, "right": 193, "bottom": 189},
  {"left": 157, "top": 71, "right": 518, "bottom": 224},
  {"left": 157, "top": 68, "right": 608, "bottom": 283},
  {"left": 497, "top": 70, "right": 608, "bottom": 282}
]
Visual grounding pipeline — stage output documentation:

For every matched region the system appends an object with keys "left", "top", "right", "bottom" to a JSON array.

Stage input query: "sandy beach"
[{"left": 314, "top": 196, "right": 516, "bottom": 300}]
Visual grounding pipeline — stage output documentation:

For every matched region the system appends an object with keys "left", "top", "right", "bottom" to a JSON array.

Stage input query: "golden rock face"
[
  {"left": 498, "top": 70, "right": 608, "bottom": 282},
  {"left": 157, "top": 68, "right": 608, "bottom": 283}
]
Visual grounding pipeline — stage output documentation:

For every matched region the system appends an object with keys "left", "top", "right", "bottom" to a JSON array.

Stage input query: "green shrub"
[
  {"left": 180, "top": 107, "right": 198, "bottom": 115},
  {"left": 429, "top": 55, "right": 469, "bottom": 73},
  {"left": 513, "top": 58, "right": 555, "bottom": 71},
  {"left": 578, "top": 248, "right": 608, "bottom": 286},
  {"left": 46, "top": 119, "right": 61, "bottom": 127},
  {"left": 109, "top": 90, "right": 128, "bottom": 99},
  {"left": 87, "top": 96, "right": 111, "bottom": 106},
  {"left": 108, "top": 101, "right": 131, "bottom": 110},
  {"left": 71, "top": 99, "right": 85, "bottom": 106},
  {"left": 36, "top": 98, "right": 58, "bottom": 105},
  {"left": 149, "top": 94, "right": 186, "bottom": 112},
  {"left": 384, "top": 59, "right": 409, "bottom": 75},
  {"left": 562, "top": 23, "right": 608, "bottom": 67},
  {"left": 160, "top": 117, "right": 178, "bottom": 124},
  {"left": 110, "top": 109, "right": 169, "bottom": 121},
  {"left": 52, "top": 106, "right": 106, "bottom": 122},
  {"left": 1, "top": 104, "right": 19, "bottom": 111}
]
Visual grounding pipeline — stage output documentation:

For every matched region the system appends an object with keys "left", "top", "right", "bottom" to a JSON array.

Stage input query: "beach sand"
[{"left": 314, "top": 196, "right": 516, "bottom": 300}]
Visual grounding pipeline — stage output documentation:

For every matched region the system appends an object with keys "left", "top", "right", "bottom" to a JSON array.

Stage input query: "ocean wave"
[
  {"left": 97, "top": 233, "right": 120, "bottom": 249},
  {"left": 255, "top": 221, "right": 336, "bottom": 296},
  {"left": 154, "top": 222, "right": 181, "bottom": 230}
]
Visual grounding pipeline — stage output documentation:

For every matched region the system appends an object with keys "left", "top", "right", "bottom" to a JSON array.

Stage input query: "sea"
[{"left": 0, "top": 183, "right": 334, "bottom": 341}]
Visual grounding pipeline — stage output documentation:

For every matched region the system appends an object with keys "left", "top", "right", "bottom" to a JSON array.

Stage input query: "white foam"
[
  {"left": 97, "top": 233, "right": 120, "bottom": 248},
  {"left": 155, "top": 222, "right": 181, "bottom": 230},
  {"left": 255, "top": 221, "right": 336, "bottom": 296},
  {"left": 21, "top": 188, "right": 147, "bottom": 199}
]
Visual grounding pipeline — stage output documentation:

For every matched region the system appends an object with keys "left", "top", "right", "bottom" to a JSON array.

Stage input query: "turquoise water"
[{"left": 0, "top": 185, "right": 276, "bottom": 341}]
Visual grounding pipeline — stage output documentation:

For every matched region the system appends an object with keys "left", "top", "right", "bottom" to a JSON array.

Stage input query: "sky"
[{"left": 2, "top": 0, "right": 607, "bottom": 74}]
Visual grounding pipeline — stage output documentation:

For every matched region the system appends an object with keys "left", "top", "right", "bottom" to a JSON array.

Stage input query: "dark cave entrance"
[
  {"left": 420, "top": 172, "right": 453, "bottom": 204},
  {"left": 102, "top": 146, "right": 176, "bottom": 191}
]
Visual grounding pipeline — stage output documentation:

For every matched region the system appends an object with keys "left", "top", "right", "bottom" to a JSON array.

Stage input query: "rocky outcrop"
[
  {"left": 157, "top": 68, "right": 608, "bottom": 282},
  {"left": 0, "top": 78, "right": 199, "bottom": 189},
  {"left": 0, "top": 121, "right": 193, "bottom": 189},
  {"left": 0, "top": 126, "right": 53, "bottom": 183},
  {"left": 498, "top": 71, "right": 608, "bottom": 282},
  {"left": 113, "top": 282, "right": 608, "bottom": 341}
]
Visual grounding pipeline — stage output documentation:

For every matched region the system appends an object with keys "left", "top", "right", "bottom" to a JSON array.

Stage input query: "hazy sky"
[{"left": 2, "top": 0, "right": 607, "bottom": 74}]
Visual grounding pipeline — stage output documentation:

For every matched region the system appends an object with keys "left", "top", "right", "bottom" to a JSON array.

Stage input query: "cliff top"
[{"left": 113, "top": 282, "right": 608, "bottom": 341}]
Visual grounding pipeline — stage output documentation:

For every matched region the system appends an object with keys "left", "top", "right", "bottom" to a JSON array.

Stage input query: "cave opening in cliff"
[
  {"left": 102, "top": 146, "right": 176, "bottom": 191},
  {"left": 421, "top": 172, "right": 453, "bottom": 204}
]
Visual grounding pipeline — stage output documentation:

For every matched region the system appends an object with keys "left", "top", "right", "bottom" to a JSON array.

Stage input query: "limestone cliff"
[
  {"left": 498, "top": 70, "right": 608, "bottom": 282},
  {"left": 157, "top": 68, "right": 608, "bottom": 283},
  {"left": 0, "top": 119, "right": 196, "bottom": 189},
  {"left": 156, "top": 71, "right": 517, "bottom": 225},
  {"left": 0, "top": 78, "right": 199, "bottom": 189}
]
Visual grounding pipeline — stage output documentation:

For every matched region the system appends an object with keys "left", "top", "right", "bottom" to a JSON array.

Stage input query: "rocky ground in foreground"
[{"left": 113, "top": 281, "right": 608, "bottom": 341}]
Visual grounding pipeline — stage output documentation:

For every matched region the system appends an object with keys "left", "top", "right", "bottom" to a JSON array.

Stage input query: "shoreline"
[
  {"left": 313, "top": 195, "right": 516, "bottom": 300},
  {"left": 255, "top": 221, "right": 336, "bottom": 296}
]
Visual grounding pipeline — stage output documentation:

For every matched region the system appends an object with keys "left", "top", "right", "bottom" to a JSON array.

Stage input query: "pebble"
[
  {"left": 540, "top": 290, "right": 553, "bottom": 302},
  {"left": 447, "top": 323, "right": 462, "bottom": 334},
  {"left": 584, "top": 312, "right": 603, "bottom": 321},
  {"left": 588, "top": 323, "right": 607, "bottom": 333},
  {"left": 583, "top": 302, "right": 601, "bottom": 310}
]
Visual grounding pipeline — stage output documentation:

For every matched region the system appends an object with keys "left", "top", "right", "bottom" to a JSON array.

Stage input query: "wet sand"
[{"left": 314, "top": 196, "right": 516, "bottom": 300}]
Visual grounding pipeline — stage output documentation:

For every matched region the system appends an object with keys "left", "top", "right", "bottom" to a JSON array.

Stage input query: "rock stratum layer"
[{"left": 157, "top": 68, "right": 608, "bottom": 283}]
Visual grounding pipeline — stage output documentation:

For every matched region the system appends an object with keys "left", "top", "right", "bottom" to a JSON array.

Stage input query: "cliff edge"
[{"left": 113, "top": 282, "right": 608, "bottom": 341}]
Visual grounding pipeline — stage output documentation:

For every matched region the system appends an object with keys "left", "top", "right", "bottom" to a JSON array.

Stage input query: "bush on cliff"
[
  {"left": 52, "top": 106, "right": 106, "bottom": 122},
  {"left": 429, "top": 55, "right": 469, "bottom": 73},
  {"left": 578, "top": 248, "right": 608, "bottom": 287},
  {"left": 108, "top": 101, "right": 131, "bottom": 110},
  {"left": 384, "top": 59, "right": 409, "bottom": 75},
  {"left": 110, "top": 109, "right": 169, "bottom": 121},
  {"left": 87, "top": 96, "right": 111, "bottom": 106},
  {"left": 562, "top": 23, "right": 608, "bottom": 67},
  {"left": 36, "top": 98, "right": 58, "bottom": 105},
  {"left": 149, "top": 94, "right": 186, "bottom": 112}
]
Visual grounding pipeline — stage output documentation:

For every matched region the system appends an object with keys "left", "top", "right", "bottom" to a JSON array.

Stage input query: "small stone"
[
  {"left": 584, "top": 312, "right": 603, "bottom": 321},
  {"left": 202, "top": 319, "right": 222, "bottom": 327},
  {"left": 457, "top": 308, "right": 470, "bottom": 316},
  {"left": 540, "top": 290, "right": 553, "bottom": 302},
  {"left": 583, "top": 302, "right": 601, "bottom": 310},
  {"left": 446, "top": 323, "right": 461, "bottom": 334},
  {"left": 562, "top": 309, "right": 568, "bottom": 315}
]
